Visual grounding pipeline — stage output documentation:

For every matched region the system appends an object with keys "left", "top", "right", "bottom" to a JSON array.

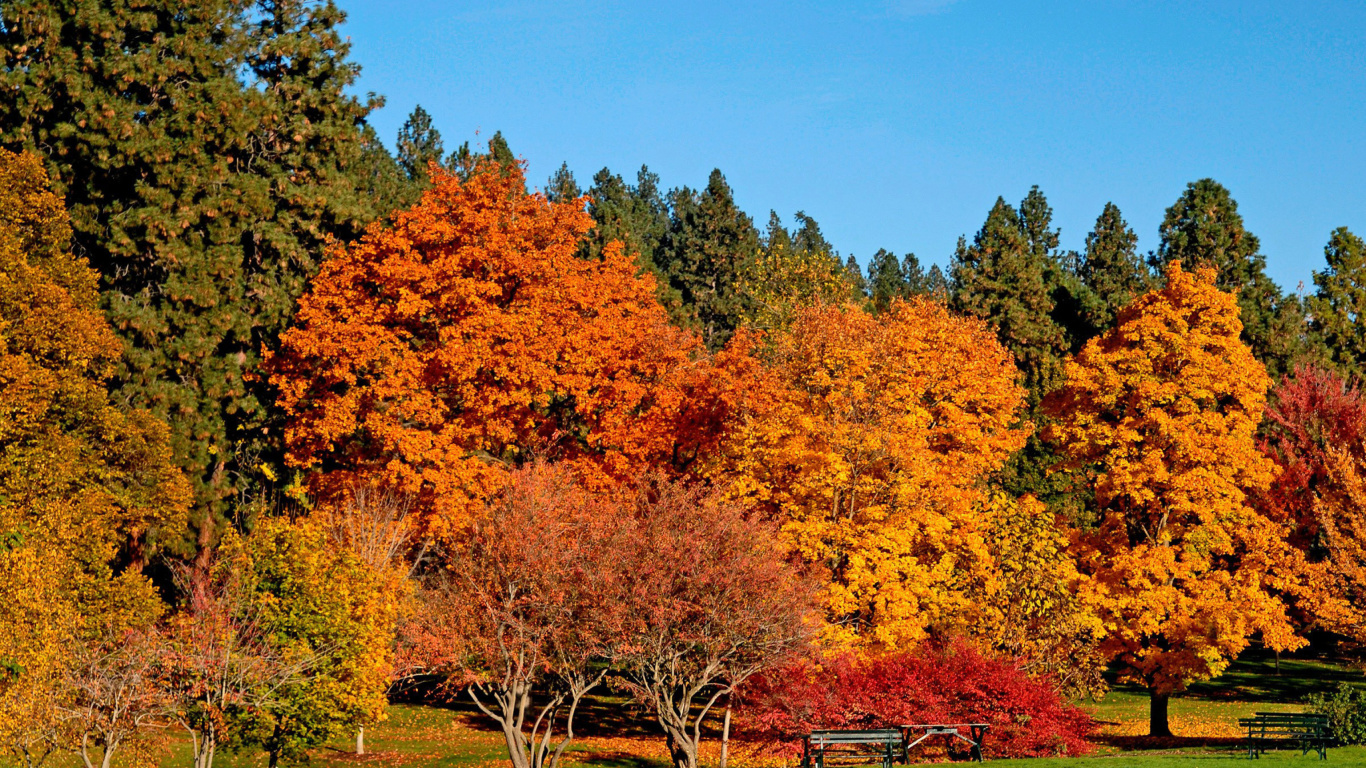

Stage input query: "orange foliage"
[
  {"left": 268, "top": 159, "right": 705, "bottom": 541},
  {"left": 707, "top": 298, "right": 1029, "bottom": 650},
  {"left": 1046, "top": 264, "right": 1315, "bottom": 700}
]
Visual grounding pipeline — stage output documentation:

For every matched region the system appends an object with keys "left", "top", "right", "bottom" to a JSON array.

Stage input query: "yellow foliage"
[
  {"left": 975, "top": 492, "right": 1105, "bottom": 697},
  {"left": 709, "top": 298, "right": 1028, "bottom": 650},
  {"left": 0, "top": 149, "right": 189, "bottom": 757},
  {"left": 1046, "top": 263, "right": 1305, "bottom": 695}
]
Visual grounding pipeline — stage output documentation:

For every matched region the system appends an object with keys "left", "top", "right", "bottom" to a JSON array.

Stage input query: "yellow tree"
[
  {"left": 1046, "top": 263, "right": 1306, "bottom": 737},
  {"left": 0, "top": 149, "right": 189, "bottom": 762},
  {"left": 709, "top": 298, "right": 1028, "bottom": 649}
]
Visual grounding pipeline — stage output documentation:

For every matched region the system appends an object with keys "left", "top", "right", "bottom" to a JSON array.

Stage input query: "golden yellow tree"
[
  {"left": 709, "top": 298, "right": 1028, "bottom": 649},
  {"left": 0, "top": 149, "right": 189, "bottom": 762},
  {"left": 1046, "top": 263, "right": 1305, "bottom": 737}
]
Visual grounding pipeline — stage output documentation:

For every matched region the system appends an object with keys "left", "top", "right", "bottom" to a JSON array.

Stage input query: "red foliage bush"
[{"left": 738, "top": 640, "right": 1095, "bottom": 760}]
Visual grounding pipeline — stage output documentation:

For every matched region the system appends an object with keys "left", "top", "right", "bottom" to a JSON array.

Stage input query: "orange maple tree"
[
  {"left": 706, "top": 298, "right": 1028, "bottom": 650},
  {"left": 1046, "top": 263, "right": 1316, "bottom": 737},
  {"left": 267, "top": 158, "right": 704, "bottom": 541}
]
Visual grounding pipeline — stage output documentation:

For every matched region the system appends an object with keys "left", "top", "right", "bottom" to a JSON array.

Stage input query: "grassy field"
[{"left": 9, "top": 651, "right": 1366, "bottom": 767}]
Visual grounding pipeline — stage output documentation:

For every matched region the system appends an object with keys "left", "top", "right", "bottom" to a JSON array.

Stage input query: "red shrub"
[{"left": 739, "top": 640, "right": 1095, "bottom": 759}]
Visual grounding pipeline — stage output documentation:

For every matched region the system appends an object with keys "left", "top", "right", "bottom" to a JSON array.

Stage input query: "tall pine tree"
[
  {"left": 0, "top": 0, "right": 379, "bottom": 556},
  {"left": 951, "top": 193, "right": 1068, "bottom": 404},
  {"left": 1308, "top": 227, "right": 1366, "bottom": 379},
  {"left": 1152, "top": 179, "right": 1305, "bottom": 376},
  {"left": 1079, "top": 202, "right": 1149, "bottom": 340},
  {"left": 396, "top": 104, "right": 446, "bottom": 184},
  {"left": 657, "top": 169, "right": 759, "bottom": 350}
]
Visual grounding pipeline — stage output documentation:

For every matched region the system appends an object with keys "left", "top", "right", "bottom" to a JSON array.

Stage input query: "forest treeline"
[{"left": 4, "top": 2, "right": 1366, "bottom": 768}]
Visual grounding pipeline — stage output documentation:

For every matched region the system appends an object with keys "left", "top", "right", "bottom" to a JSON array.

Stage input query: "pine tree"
[
  {"left": 867, "top": 249, "right": 906, "bottom": 313},
  {"left": 657, "top": 169, "right": 760, "bottom": 350},
  {"left": 924, "top": 264, "right": 948, "bottom": 296},
  {"left": 1308, "top": 227, "right": 1366, "bottom": 379},
  {"left": 396, "top": 104, "right": 445, "bottom": 183},
  {"left": 844, "top": 255, "right": 867, "bottom": 298},
  {"left": 0, "top": 0, "right": 380, "bottom": 557},
  {"left": 1152, "top": 179, "right": 1305, "bottom": 376},
  {"left": 1079, "top": 202, "right": 1148, "bottom": 338},
  {"left": 546, "top": 162, "right": 581, "bottom": 204},
  {"left": 951, "top": 195, "right": 1068, "bottom": 404}
]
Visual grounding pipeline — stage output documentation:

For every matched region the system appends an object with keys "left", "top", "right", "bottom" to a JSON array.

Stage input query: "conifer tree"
[
  {"left": 1152, "top": 179, "right": 1304, "bottom": 376},
  {"left": 657, "top": 169, "right": 760, "bottom": 350},
  {"left": 1079, "top": 202, "right": 1148, "bottom": 337},
  {"left": 924, "top": 264, "right": 949, "bottom": 296},
  {"left": 546, "top": 162, "right": 581, "bottom": 203},
  {"left": 581, "top": 165, "right": 673, "bottom": 311},
  {"left": 0, "top": 0, "right": 380, "bottom": 556},
  {"left": 1308, "top": 227, "right": 1366, "bottom": 379},
  {"left": 867, "top": 249, "right": 907, "bottom": 313},
  {"left": 951, "top": 195, "right": 1068, "bottom": 404},
  {"left": 396, "top": 104, "right": 446, "bottom": 183}
]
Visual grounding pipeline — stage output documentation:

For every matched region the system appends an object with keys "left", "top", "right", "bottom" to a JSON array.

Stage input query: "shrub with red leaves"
[{"left": 738, "top": 640, "right": 1095, "bottom": 760}]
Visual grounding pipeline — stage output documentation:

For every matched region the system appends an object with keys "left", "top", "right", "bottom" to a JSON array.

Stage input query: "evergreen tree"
[
  {"left": 951, "top": 195, "right": 1068, "bottom": 404},
  {"left": 924, "top": 264, "right": 949, "bottom": 296},
  {"left": 0, "top": 0, "right": 379, "bottom": 556},
  {"left": 1079, "top": 202, "right": 1148, "bottom": 337},
  {"left": 546, "top": 162, "right": 581, "bottom": 203},
  {"left": 657, "top": 169, "right": 760, "bottom": 350},
  {"left": 396, "top": 104, "right": 445, "bottom": 183},
  {"left": 1152, "top": 179, "right": 1305, "bottom": 376},
  {"left": 1308, "top": 227, "right": 1366, "bottom": 379},
  {"left": 792, "top": 211, "right": 834, "bottom": 257},
  {"left": 844, "top": 255, "right": 867, "bottom": 298},
  {"left": 867, "top": 249, "right": 907, "bottom": 313},
  {"left": 353, "top": 124, "right": 413, "bottom": 221}
]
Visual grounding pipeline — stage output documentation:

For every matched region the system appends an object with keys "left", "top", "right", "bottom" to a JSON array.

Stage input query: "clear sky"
[{"left": 339, "top": 0, "right": 1366, "bottom": 292}]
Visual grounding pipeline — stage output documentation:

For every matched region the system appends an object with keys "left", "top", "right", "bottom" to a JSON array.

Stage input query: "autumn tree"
[
  {"left": 1258, "top": 366, "right": 1366, "bottom": 638},
  {"left": 1307, "top": 227, "right": 1366, "bottom": 380},
  {"left": 164, "top": 550, "right": 310, "bottom": 768},
  {"left": 268, "top": 158, "right": 701, "bottom": 544},
  {"left": 59, "top": 632, "right": 173, "bottom": 768},
  {"left": 614, "top": 476, "right": 816, "bottom": 768},
  {"left": 708, "top": 298, "right": 1028, "bottom": 649},
  {"left": 0, "top": 0, "right": 381, "bottom": 556},
  {"left": 975, "top": 493, "right": 1104, "bottom": 697},
  {"left": 580, "top": 166, "right": 678, "bottom": 309},
  {"left": 0, "top": 149, "right": 189, "bottom": 761},
  {"left": 1152, "top": 180, "right": 1304, "bottom": 376},
  {"left": 412, "top": 462, "right": 623, "bottom": 768},
  {"left": 1046, "top": 263, "right": 1308, "bottom": 737},
  {"left": 230, "top": 517, "right": 402, "bottom": 768},
  {"left": 740, "top": 212, "right": 855, "bottom": 332}
]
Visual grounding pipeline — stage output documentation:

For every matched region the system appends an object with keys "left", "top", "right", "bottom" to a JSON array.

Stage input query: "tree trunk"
[
  {"left": 663, "top": 726, "right": 698, "bottom": 768},
  {"left": 1148, "top": 688, "right": 1172, "bottom": 738},
  {"left": 356, "top": 726, "right": 365, "bottom": 756},
  {"left": 720, "top": 704, "right": 732, "bottom": 768}
]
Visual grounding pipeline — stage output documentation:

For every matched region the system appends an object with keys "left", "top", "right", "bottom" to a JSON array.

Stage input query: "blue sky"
[{"left": 340, "top": 0, "right": 1366, "bottom": 292}]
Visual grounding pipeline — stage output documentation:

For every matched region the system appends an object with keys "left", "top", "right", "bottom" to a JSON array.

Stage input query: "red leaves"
[{"left": 741, "top": 641, "right": 1095, "bottom": 760}]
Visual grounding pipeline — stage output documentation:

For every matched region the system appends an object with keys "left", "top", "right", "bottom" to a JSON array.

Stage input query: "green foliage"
[
  {"left": 1078, "top": 202, "right": 1149, "bottom": 339},
  {"left": 657, "top": 169, "right": 760, "bottom": 350},
  {"left": 866, "top": 249, "right": 939, "bottom": 312},
  {"left": 951, "top": 190, "right": 1069, "bottom": 406},
  {"left": 0, "top": 0, "right": 381, "bottom": 557},
  {"left": 1151, "top": 179, "right": 1304, "bottom": 377},
  {"left": 1308, "top": 683, "right": 1366, "bottom": 746},
  {"left": 545, "top": 162, "right": 581, "bottom": 203},
  {"left": 396, "top": 104, "right": 446, "bottom": 184},
  {"left": 1308, "top": 227, "right": 1366, "bottom": 380}
]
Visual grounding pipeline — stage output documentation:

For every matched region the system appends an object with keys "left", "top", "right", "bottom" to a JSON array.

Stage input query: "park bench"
[
  {"left": 903, "top": 723, "right": 989, "bottom": 763},
  {"left": 800, "top": 729, "right": 903, "bottom": 768},
  {"left": 1238, "top": 712, "right": 1330, "bottom": 760}
]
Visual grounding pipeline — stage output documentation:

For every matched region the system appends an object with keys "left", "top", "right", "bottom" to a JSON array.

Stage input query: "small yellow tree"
[{"left": 1047, "top": 263, "right": 1304, "bottom": 737}]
